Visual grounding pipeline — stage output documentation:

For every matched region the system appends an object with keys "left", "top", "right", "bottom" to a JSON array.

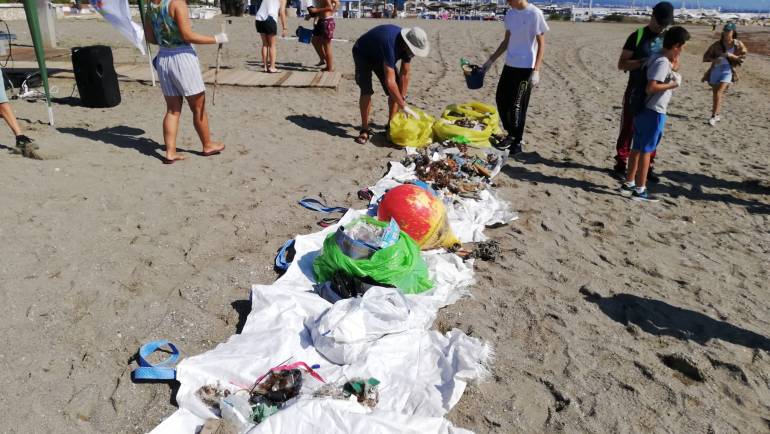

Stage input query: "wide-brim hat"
[{"left": 401, "top": 27, "right": 430, "bottom": 58}]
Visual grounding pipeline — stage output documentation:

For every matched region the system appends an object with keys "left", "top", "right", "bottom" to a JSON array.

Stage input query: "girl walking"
[
  {"left": 143, "top": 0, "right": 228, "bottom": 164},
  {"left": 702, "top": 23, "right": 747, "bottom": 126},
  {"left": 255, "top": 0, "right": 287, "bottom": 73}
]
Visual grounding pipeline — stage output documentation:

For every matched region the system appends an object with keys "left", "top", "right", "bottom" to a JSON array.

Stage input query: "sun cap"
[
  {"left": 723, "top": 22, "right": 737, "bottom": 32},
  {"left": 400, "top": 27, "right": 430, "bottom": 58},
  {"left": 652, "top": 2, "right": 675, "bottom": 27}
]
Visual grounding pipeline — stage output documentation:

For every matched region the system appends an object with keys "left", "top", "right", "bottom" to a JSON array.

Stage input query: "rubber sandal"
[
  {"left": 274, "top": 239, "right": 296, "bottom": 273},
  {"left": 131, "top": 340, "right": 180, "bottom": 382},
  {"left": 354, "top": 129, "right": 371, "bottom": 144}
]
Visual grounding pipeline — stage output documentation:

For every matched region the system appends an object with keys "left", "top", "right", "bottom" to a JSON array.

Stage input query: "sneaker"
[
  {"left": 619, "top": 183, "right": 635, "bottom": 196},
  {"left": 15, "top": 134, "right": 36, "bottom": 149},
  {"left": 631, "top": 190, "right": 659, "bottom": 202},
  {"left": 708, "top": 116, "right": 718, "bottom": 126},
  {"left": 647, "top": 167, "right": 659, "bottom": 184},
  {"left": 613, "top": 161, "right": 627, "bottom": 177},
  {"left": 510, "top": 142, "right": 523, "bottom": 155},
  {"left": 492, "top": 136, "right": 513, "bottom": 151}
]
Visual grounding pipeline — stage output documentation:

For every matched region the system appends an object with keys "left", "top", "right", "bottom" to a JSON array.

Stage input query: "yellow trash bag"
[
  {"left": 432, "top": 102, "right": 502, "bottom": 148},
  {"left": 389, "top": 108, "right": 435, "bottom": 148}
]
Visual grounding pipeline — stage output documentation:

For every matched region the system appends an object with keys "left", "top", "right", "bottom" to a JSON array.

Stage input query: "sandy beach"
[{"left": 0, "top": 15, "right": 768, "bottom": 433}]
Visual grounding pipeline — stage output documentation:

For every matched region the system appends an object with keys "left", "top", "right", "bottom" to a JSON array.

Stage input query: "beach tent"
[{"left": 21, "top": 0, "right": 54, "bottom": 125}]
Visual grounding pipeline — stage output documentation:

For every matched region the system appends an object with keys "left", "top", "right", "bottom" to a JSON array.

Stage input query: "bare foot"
[
  {"left": 267, "top": 67, "right": 279, "bottom": 73},
  {"left": 202, "top": 143, "right": 225, "bottom": 156},
  {"left": 164, "top": 154, "right": 186, "bottom": 164}
]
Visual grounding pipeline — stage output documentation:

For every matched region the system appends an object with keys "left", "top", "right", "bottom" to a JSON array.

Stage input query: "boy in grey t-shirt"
[{"left": 621, "top": 26, "right": 690, "bottom": 202}]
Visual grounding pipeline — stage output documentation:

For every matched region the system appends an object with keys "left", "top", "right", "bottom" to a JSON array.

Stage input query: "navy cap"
[{"left": 653, "top": 2, "right": 675, "bottom": 27}]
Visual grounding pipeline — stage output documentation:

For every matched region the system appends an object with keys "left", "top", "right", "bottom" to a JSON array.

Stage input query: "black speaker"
[{"left": 71, "top": 45, "right": 121, "bottom": 108}]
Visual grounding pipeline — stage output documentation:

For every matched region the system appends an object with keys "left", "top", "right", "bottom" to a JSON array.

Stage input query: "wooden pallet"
[{"left": 7, "top": 61, "right": 341, "bottom": 89}]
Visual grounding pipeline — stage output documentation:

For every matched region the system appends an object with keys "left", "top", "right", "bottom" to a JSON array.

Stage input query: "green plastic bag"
[
  {"left": 388, "top": 108, "right": 435, "bottom": 148},
  {"left": 432, "top": 102, "right": 502, "bottom": 148},
  {"left": 313, "top": 217, "right": 433, "bottom": 294}
]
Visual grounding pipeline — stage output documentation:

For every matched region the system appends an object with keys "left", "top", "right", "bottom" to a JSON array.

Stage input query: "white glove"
[
  {"left": 530, "top": 70, "right": 540, "bottom": 87},
  {"left": 402, "top": 106, "right": 418, "bottom": 119},
  {"left": 214, "top": 32, "right": 229, "bottom": 44},
  {"left": 671, "top": 72, "right": 682, "bottom": 87}
]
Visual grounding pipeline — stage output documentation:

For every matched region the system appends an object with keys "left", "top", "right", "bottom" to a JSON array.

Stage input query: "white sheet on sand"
[{"left": 150, "top": 163, "right": 517, "bottom": 434}]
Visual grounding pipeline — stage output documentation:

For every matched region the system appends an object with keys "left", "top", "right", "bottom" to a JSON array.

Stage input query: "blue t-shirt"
[{"left": 353, "top": 24, "right": 412, "bottom": 69}]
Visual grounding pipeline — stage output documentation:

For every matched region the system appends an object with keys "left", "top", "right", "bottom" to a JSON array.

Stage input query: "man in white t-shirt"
[{"left": 482, "top": 0, "right": 548, "bottom": 154}]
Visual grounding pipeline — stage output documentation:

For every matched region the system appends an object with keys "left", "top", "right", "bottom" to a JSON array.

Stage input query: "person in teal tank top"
[
  {"left": 142, "top": 0, "right": 228, "bottom": 164},
  {"left": 147, "top": 0, "right": 186, "bottom": 48}
]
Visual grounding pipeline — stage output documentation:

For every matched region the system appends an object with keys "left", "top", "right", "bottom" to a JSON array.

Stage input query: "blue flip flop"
[{"left": 131, "top": 340, "right": 180, "bottom": 382}]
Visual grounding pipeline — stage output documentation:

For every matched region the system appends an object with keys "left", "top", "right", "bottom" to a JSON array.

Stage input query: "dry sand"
[{"left": 0, "top": 16, "right": 768, "bottom": 434}]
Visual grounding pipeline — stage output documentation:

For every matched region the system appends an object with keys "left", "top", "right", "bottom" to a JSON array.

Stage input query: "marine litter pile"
[{"left": 149, "top": 102, "right": 518, "bottom": 434}]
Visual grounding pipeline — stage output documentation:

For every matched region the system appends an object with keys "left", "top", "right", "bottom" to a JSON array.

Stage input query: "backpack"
[
  {"left": 627, "top": 60, "right": 650, "bottom": 116},
  {"left": 627, "top": 28, "right": 664, "bottom": 116}
]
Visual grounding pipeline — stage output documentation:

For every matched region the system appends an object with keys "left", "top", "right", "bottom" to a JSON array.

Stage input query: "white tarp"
[{"left": 150, "top": 162, "right": 518, "bottom": 434}]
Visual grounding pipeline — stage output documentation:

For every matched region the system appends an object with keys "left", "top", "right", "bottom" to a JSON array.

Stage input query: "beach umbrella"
[{"left": 21, "top": 0, "right": 54, "bottom": 126}]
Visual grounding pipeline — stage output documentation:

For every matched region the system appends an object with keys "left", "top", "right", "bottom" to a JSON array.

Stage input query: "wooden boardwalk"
[{"left": 8, "top": 61, "right": 341, "bottom": 89}]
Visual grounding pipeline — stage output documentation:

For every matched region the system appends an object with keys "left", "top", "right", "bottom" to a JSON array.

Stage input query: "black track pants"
[{"left": 495, "top": 65, "right": 533, "bottom": 144}]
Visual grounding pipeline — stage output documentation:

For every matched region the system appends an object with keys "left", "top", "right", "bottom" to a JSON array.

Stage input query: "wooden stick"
[{"left": 212, "top": 21, "right": 225, "bottom": 106}]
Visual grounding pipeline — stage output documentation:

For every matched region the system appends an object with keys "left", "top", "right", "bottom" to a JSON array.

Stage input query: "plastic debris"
[
  {"left": 314, "top": 216, "right": 434, "bottom": 294},
  {"left": 314, "top": 377, "right": 381, "bottom": 409}
]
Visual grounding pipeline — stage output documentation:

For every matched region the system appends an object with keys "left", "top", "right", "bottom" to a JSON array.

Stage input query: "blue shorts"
[
  {"left": 709, "top": 63, "right": 732, "bottom": 85},
  {"left": 632, "top": 109, "right": 666, "bottom": 153}
]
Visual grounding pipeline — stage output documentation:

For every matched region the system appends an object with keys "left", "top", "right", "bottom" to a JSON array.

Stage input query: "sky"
[{"left": 583, "top": 0, "right": 770, "bottom": 11}]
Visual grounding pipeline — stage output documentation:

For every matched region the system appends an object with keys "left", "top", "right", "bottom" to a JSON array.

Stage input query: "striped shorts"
[{"left": 153, "top": 45, "right": 206, "bottom": 97}]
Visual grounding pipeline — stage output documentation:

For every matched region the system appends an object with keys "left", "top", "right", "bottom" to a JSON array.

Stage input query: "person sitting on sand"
[
  {"left": 620, "top": 26, "right": 690, "bottom": 202},
  {"left": 0, "top": 69, "right": 37, "bottom": 158},
  {"left": 352, "top": 25, "right": 429, "bottom": 144},
  {"left": 306, "top": 0, "right": 338, "bottom": 72},
  {"left": 481, "top": 0, "right": 549, "bottom": 154},
  {"left": 702, "top": 23, "right": 747, "bottom": 127},
  {"left": 142, "top": 0, "right": 227, "bottom": 164},
  {"left": 255, "top": 0, "right": 288, "bottom": 73},
  {"left": 612, "top": 1, "right": 674, "bottom": 180}
]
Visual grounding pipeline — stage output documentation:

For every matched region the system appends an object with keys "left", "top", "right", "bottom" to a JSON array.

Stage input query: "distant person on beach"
[
  {"left": 613, "top": 1, "right": 674, "bottom": 179},
  {"left": 702, "top": 23, "right": 747, "bottom": 126},
  {"left": 143, "top": 0, "right": 227, "bottom": 164},
  {"left": 620, "top": 26, "right": 690, "bottom": 202},
  {"left": 255, "top": 0, "right": 288, "bottom": 73},
  {"left": 352, "top": 25, "right": 429, "bottom": 144},
  {"left": 481, "top": 0, "right": 549, "bottom": 154},
  {"left": 0, "top": 70, "right": 37, "bottom": 158},
  {"left": 307, "top": 0, "right": 338, "bottom": 71}
]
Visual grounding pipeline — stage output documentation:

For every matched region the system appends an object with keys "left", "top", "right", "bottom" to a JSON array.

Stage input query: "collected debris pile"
[
  {"left": 195, "top": 361, "right": 326, "bottom": 429},
  {"left": 402, "top": 142, "right": 507, "bottom": 197},
  {"left": 452, "top": 117, "right": 485, "bottom": 131}
]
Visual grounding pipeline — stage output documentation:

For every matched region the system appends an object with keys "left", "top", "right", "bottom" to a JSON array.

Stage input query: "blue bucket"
[
  {"left": 463, "top": 65, "right": 484, "bottom": 90},
  {"left": 296, "top": 26, "right": 313, "bottom": 44}
]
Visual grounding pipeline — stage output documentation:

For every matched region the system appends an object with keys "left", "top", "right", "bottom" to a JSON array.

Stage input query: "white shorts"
[{"left": 154, "top": 45, "right": 206, "bottom": 97}]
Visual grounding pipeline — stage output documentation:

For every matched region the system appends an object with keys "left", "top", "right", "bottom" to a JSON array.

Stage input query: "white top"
[
  {"left": 646, "top": 55, "right": 675, "bottom": 114},
  {"left": 256, "top": 0, "right": 281, "bottom": 21},
  {"left": 503, "top": 5, "right": 549, "bottom": 69},
  {"left": 718, "top": 46, "right": 735, "bottom": 67}
]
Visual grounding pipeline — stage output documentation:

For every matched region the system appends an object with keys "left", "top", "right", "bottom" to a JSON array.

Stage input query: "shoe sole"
[{"left": 631, "top": 196, "right": 660, "bottom": 203}]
